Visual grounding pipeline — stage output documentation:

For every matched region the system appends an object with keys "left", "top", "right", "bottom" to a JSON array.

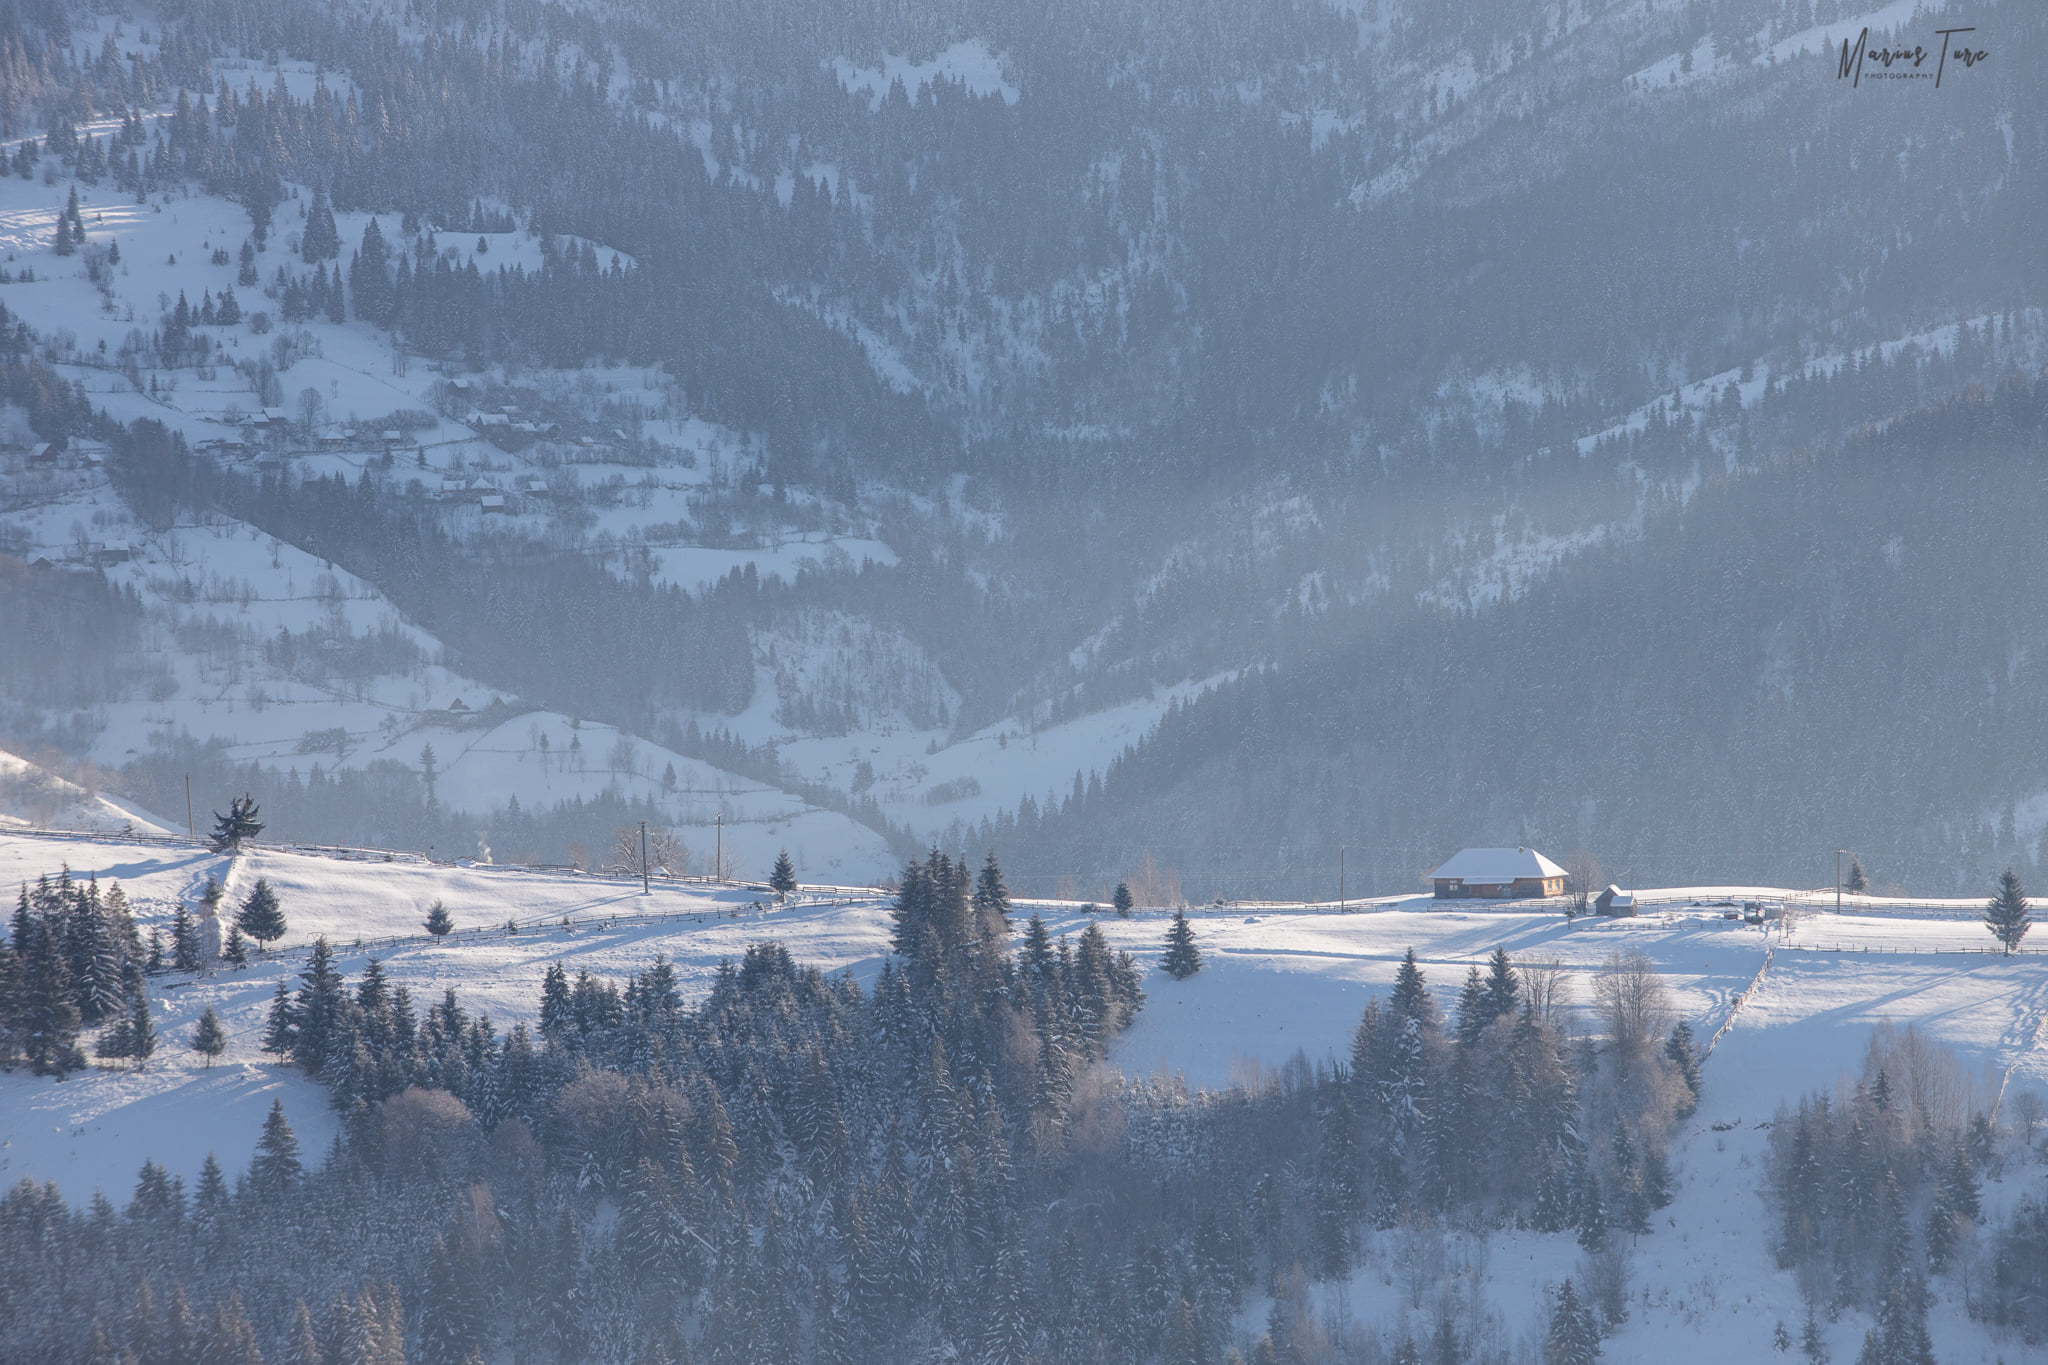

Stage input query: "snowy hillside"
[{"left": 5, "top": 824, "right": 2046, "bottom": 1359}]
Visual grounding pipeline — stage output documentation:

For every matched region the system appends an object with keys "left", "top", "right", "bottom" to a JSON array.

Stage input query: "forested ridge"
[{"left": 985, "top": 378, "right": 2048, "bottom": 897}]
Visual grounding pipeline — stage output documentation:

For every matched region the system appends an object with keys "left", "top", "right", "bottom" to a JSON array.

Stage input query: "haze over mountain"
[{"left": 0, "top": 0, "right": 2040, "bottom": 892}]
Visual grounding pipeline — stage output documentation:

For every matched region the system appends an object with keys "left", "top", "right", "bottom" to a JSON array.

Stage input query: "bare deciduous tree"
[
  {"left": 647, "top": 828, "right": 689, "bottom": 876},
  {"left": 1520, "top": 955, "right": 1575, "bottom": 1030},
  {"left": 1567, "top": 848, "right": 1604, "bottom": 918},
  {"left": 1593, "top": 949, "right": 1671, "bottom": 1059},
  {"left": 606, "top": 825, "right": 643, "bottom": 875},
  {"left": 2011, "top": 1090, "right": 2046, "bottom": 1149}
]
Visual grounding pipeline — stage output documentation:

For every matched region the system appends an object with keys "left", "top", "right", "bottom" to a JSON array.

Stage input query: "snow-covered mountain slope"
[
  {"left": 3, "top": 823, "right": 2042, "bottom": 1359},
  {"left": 0, "top": 454, "right": 900, "bottom": 879},
  {"left": 0, "top": 748, "right": 174, "bottom": 834}
]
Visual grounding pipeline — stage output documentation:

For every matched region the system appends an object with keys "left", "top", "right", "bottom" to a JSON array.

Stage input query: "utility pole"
[
  {"left": 715, "top": 811, "right": 724, "bottom": 884},
  {"left": 186, "top": 774, "right": 194, "bottom": 843},
  {"left": 640, "top": 820, "right": 650, "bottom": 896},
  {"left": 1835, "top": 849, "right": 1845, "bottom": 915},
  {"left": 1339, "top": 845, "right": 1347, "bottom": 913}
]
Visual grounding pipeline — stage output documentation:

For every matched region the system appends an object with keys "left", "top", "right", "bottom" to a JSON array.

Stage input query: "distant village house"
[{"left": 1430, "top": 847, "right": 1566, "bottom": 899}]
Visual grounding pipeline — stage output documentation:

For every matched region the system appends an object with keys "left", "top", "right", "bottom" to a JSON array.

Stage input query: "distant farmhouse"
[{"left": 1430, "top": 847, "right": 1566, "bottom": 899}]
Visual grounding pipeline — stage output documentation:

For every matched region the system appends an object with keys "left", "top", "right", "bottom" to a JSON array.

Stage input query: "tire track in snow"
[{"left": 1992, "top": 966, "right": 2048, "bottom": 1116}]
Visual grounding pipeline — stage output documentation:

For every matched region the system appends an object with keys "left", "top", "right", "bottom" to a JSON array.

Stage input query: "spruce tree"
[
  {"left": 209, "top": 794, "right": 265, "bottom": 852},
  {"left": 283, "top": 1302, "right": 323, "bottom": 1365},
  {"left": 1484, "top": 945, "right": 1520, "bottom": 1020},
  {"left": 1161, "top": 909, "right": 1202, "bottom": 979},
  {"left": 291, "top": 936, "right": 348, "bottom": 1073},
  {"left": 1113, "top": 881, "right": 1134, "bottom": 917},
  {"left": 224, "top": 924, "right": 248, "bottom": 967},
  {"left": 120, "top": 988, "right": 156, "bottom": 1066},
  {"left": 95, "top": 1000, "right": 133, "bottom": 1063},
  {"left": 1545, "top": 1278, "right": 1602, "bottom": 1365},
  {"left": 171, "top": 906, "right": 201, "bottom": 970},
  {"left": 191, "top": 1005, "right": 226, "bottom": 1065},
  {"left": 971, "top": 851, "right": 1011, "bottom": 933},
  {"left": 425, "top": 899, "right": 455, "bottom": 936},
  {"left": 1391, "top": 948, "right": 1441, "bottom": 1030},
  {"left": 21, "top": 918, "right": 85, "bottom": 1076},
  {"left": 207, "top": 1292, "right": 264, "bottom": 1365},
  {"left": 97, "top": 986, "right": 154, "bottom": 1072},
  {"left": 246, "top": 1098, "right": 303, "bottom": 1198},
  {"left": 0, "top": 938, "right": 21, "bottom": 1069},
  {"left": 261, "top": 978, "right": 298, "bottom": 1060},
  {"left": 1801, "top": 1311, "right": 1830, "bottom": 1365},
  {"left": 1986, "top": 868, "right": 2031, "bottom": 955},
  {"left": 350, "top": 217, "right": 394, "bottom": 325},
  {"left": 302, "top": 187, "right": 340, "bottom": 262},
  {"left": 769, "top": 850, "right": 797, "bottom": 896},
  {"left": 1455, "top": 965, "right": 1492, "bottom": 1047},
  {"left": 1846, "top": 859, "right": 1868, "bottom": 895},
  {"left": 237, "top": 878, "right": 286, "bottom": 948},
  {"left": 1575, "top": 1169, "right": 1610, "bottom": 1252}
]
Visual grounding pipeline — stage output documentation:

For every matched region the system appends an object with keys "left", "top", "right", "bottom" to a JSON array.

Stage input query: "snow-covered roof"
[{"left": 1430, "top": 847, "right": 1567, "bottom": 882}]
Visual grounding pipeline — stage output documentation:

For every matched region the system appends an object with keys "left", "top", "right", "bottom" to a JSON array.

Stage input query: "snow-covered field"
[{"left": 3, "top": 825, "right": 2043, "bottom": 1358}]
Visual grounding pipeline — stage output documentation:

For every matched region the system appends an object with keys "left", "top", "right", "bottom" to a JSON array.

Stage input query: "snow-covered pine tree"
[
  {"left": 209, "top": 794, "right": 264, "bottom": 852},
  {"left": 1924, "top": 1142, "right": 1980, "bottom": 1271},
  {"left": 971, "top": 851, "right": 1011, "bottom": 932},
  {"left": 1986, "top": 868, "right": 2031, "bottom": 955},
  {"left": 191, "top": 1005, "right": 226, "bottom": 1065},
  {"left": 769, "top": 849, "right": 797, "bottom": 895},
  {"left": 224, "top": 924, "right": 248, "bottom": 967},
  {"left": 204, "top": 1291, "right": 263, "bottom": 1365},
  {"left": 1665, "top": 1021, "right": 1702, "bottom": 1115},
  {"left": 1545, "top": 1278, "right": 1603, "bottom": 1365},
  {"left": 171, "top": 906, "right": 201, "bottom": 971},
  {"left": 425, "top": 900, "right": 454, "bottom": 936},
  {"left": 1575, "top": 1168, "right": 1609, "bottom": 1252},
  {"left": 1455, "top": 965, "right": 1492, "bottom": 1047},
  {"left": 1390, "top": 948, "right": 1441, "bottom": 1031},
  {"left": 261, "top": 978, "right": 298, "bottom": 1060},
  {"left": 125, "top": 987, "right": 156, "bottom": 1065},
  {"left": 236, "top": 878, "right": 286, "bottom": 948},
  {"left": 291, "top": 937, "right": 348, "bottom": 1073},
  {"left": 95, "top": 1000, "right": 133, "bottom": 1063},
  {"left": 1801, "top": 1311, "right": 1830, "bottom": 1365},
  {"left": 1484, "top": 945, "right": 1521, "bottom": 1021},
  {"left": 282, "top": 1302, "right": 323, "bottom": 1365},
  {"left": 1112, "top": 881, "right": 1134, "bottom": 917},
  {"left": 350, "top": 218, "right": 394, "bottom": 325},
  {"left": 245, "top": 1098, "right": 303, "bottom": 1199},
  {"left": 53, "top": 186, "right": 83, "bottom": 255},
  {"left": 0, "top": 938, "right": 21, "bottom": 1069},
  {"left": 302, "top": 187, "right": 340, "bottom": 262},
  {"left": 20, "top": 917, "right": 85, "bottom": 1076},
  {"left": 1161, "top": 909, "right": 1201, "bottom": 979}
]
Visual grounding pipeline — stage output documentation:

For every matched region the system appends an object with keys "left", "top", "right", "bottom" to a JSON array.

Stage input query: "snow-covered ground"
[
  {"left": 3, "top": 825, "right": 2042, "bottom": 1357},
  {"left": 0, "top": 748, "right": 175, "bottom": 835}
]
